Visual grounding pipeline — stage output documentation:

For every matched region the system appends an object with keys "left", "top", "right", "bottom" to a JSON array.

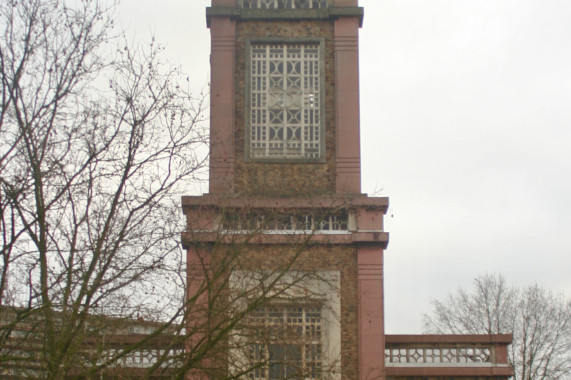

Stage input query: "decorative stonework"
[
  {"left": 220, "top": 210, "right": 349, "bottom": 232},
  {"left": 234, "top": 20, "right": 336, "bottom": 196},
  {"left": 385, "top": 346, "right": 492, "bottom": 366},
  {"left": 248, "top": 42, "right": 322, "bottom": 160},
  {"left": 206, "top": 7, "right": 365, "bottom": 28},
  {"left": 241, "top": 0, "right": 328, "bottom": 9}
]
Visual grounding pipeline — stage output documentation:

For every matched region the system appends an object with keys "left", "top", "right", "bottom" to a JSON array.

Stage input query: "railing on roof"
[
  {"left": 2, "top": 331, "right": 184, "bottom": 379},
  {"left": 384, "top": 334, "right": 514, "bottom": 379}
]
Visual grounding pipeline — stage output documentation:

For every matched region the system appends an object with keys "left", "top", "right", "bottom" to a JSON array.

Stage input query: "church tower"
[{"left": 182, "top": 1, "right": 389, "bottom": 378}]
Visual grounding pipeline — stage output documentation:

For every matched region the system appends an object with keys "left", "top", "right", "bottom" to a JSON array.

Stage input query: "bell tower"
[
  {"left": 207, "top": 0, "right": 366, "bottom": 196},
  {"left": 183, "top": 1, "right": 389, "bottom": 378}
]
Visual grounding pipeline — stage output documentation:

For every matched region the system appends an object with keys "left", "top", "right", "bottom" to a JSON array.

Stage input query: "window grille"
[
  {"left": 220, "top": 211, "right": 348, "bottom": 231},
  {"left": 242, "top": 0, "right": 328, "bottom": 9},
  {"left": 385, "top": 346, "right": 492, "bottom": 365},
  {"left": 249, "top": 43, "right": 322, "bottom": 160},
  {"left": 248, "top": 305, "right": 322, "bottom": 379}
]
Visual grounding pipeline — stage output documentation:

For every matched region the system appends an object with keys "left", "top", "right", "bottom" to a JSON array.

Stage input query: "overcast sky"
[{"left": 118, "top": 0, "right": 571, "bottom": 333}]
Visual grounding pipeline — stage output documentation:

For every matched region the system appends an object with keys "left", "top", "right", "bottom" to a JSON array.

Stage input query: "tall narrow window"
[{"left": 249, "top": 43, "right": 322, "bottom": 160}]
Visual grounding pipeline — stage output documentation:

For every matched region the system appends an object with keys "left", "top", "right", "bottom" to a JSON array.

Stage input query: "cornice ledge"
[
  {"left": 182, "top": 194, "right": 389, "bottom": 212},
  {"left": 206, "top": 7, "right": 364, "bottom": 27},
  {"left": 328, "top": 7, "right": 364, "bottom": 26},
  {"left": 181, "top": 230, "right": 388, "bottom": 249},
  {"left": 206, "top": 7, "right": 240, "bottom": 27}
]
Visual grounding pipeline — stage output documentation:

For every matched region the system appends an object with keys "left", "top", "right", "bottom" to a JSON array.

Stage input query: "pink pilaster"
[
  {"left": 334, "top": 17, "right": 361, "bottom": 194},
  {"left": 186, "top": 248, "right": 211, "bottom": 380},
  {"left": 209, "top": 17, "right": 236, "bottom": 194},
  {"left": 358, "top": 246, "right": 385, "bottom": 380}
]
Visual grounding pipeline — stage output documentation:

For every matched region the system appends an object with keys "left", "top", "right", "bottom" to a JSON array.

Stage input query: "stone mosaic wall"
[{"left": 234, "top": 20, "right": 337, "bottom": 196}]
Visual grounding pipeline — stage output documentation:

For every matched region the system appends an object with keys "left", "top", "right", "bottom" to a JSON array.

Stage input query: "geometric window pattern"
[
  {"left": 221, "top": 211, "right": 348, "bottom": 232},
  {"left": 242, "top": 0, "right": 328, "bottom": 9},
  {"left": 248, "top": 305, "right": 322, "bottom": 379},
  {"left": 250, "top": 43, "right": 321, "bottom": 159},
  {"left": 385, "top": 346, "right": 492, "bottom": 365}
]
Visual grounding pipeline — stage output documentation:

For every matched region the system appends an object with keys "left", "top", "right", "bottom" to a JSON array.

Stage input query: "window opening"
[
  {"left": 220, "top": 210, "right": 348, "bottom": 232},
  {"left": 242, "top": 0, "right": 328, "bottom": 9},
  {"left": 249, "top": 43, "right": 321, "bottom": 160},
  {"left": 248, "top": 305, "right": 322, "bottom": 379}
]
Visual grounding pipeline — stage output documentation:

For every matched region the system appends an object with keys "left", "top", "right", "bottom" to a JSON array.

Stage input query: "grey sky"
[{"left": 118, "top": 0, "right": 571, "bottom": 333}]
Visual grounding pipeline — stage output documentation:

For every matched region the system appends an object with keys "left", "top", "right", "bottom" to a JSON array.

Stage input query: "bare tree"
[
  {"left": 0, "top": 0, "right": 208, "bottom": 377},
  {"left": 0, "top": 1, "right": 345, "bottom": 378},
  {"left": 424, "top": 274, "right": 571, "bottom": 380}
]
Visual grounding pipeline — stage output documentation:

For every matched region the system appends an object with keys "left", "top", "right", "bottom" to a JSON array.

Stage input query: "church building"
[{"left": 181, "top": 1, "right": 514, "bottom": 379}]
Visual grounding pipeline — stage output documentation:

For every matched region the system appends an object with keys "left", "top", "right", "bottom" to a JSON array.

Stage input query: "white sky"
[{"left": 118, "top": 0, "right": 571, "bottom": 333}]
